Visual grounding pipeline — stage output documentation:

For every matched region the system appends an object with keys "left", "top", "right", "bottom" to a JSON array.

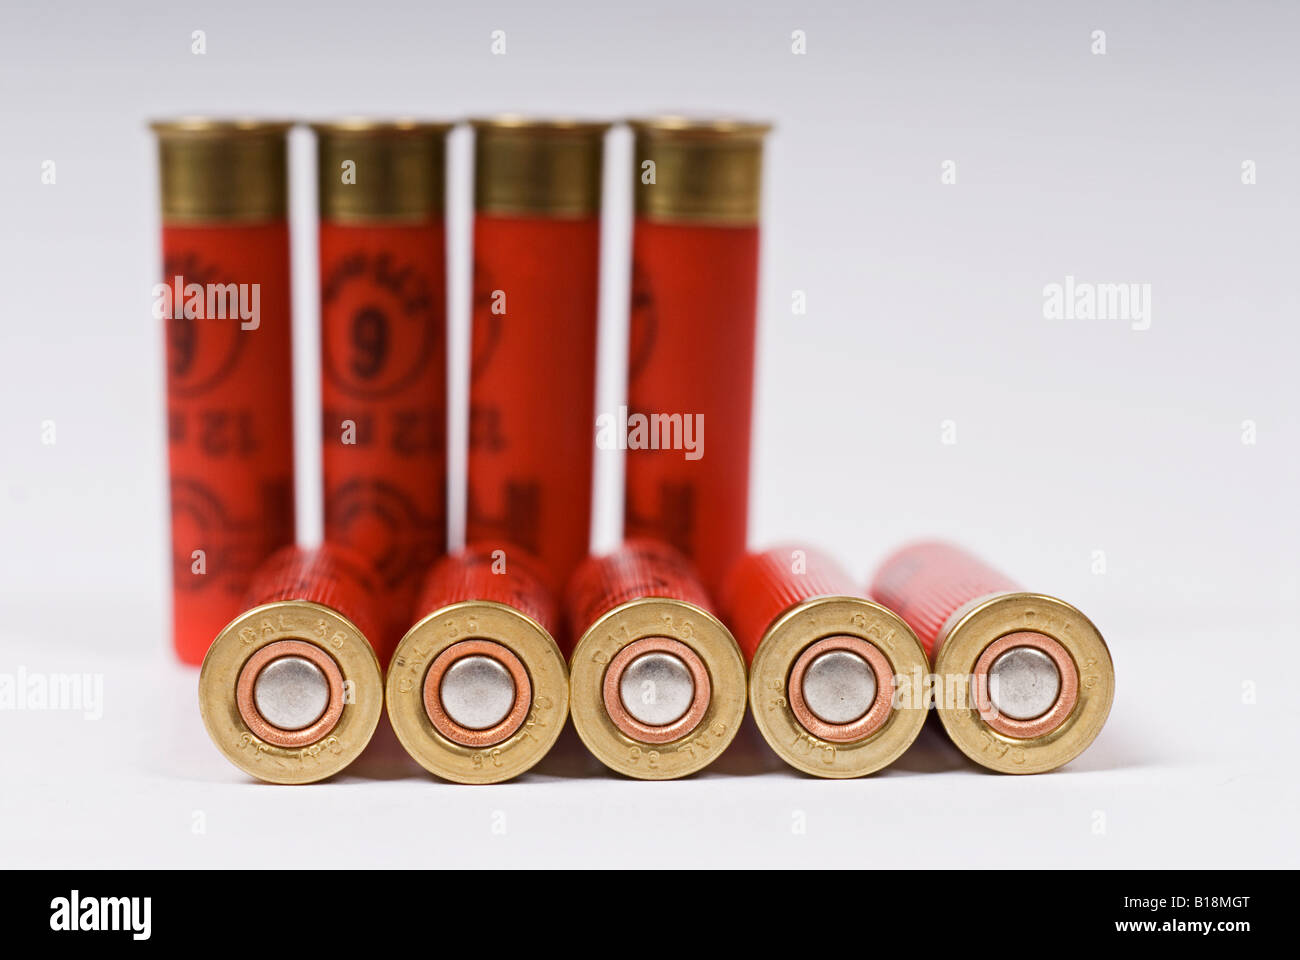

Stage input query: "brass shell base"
[
  {"left": 933, "top": 592, "right": 1114, "bottom": 774},
  {"left": 569, "top": 597, "right": 746, "bottom": 780},
  {"left": 198, "top": 599, "right": 383, "bottom": 784},
  {"left": 386, "top": 600, "right": 569, "bottom": 784},
  {"left": 749, "top": 596, "right": 929, "bottom": 778}
]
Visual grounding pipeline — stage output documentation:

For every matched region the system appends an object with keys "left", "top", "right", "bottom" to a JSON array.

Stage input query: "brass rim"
[
  {"left": 627, "top": 116, "right": 772, "bottom": 139},
  {"left": 630, "top": 115, "right": 771, "bottom": 225},
  {"left": 151, "top": 118, "right": 292, "bottom": 223},
  {"left": 309, "top": 118, "right": 454, "bottom": 135},
  {"left": 933, "top": 592, "right": 1114, "bottom": 774},
  {"left": 469, "top": 115, "right": 612, "bottom": 134},
  {"left": 197, "top": 600, "right": 383, "bottom": 784},
  {"left": 569, "top": 597, "right": 746, "bottom": 780},
  {"left": 149, "top": 117, "right": 295, "bottom": 136},
  {"left": 472, "top": 116, "right": 610, "bottom": 217},
  {"left": 749, "top": 597, "right": 929, "bottom": 778},
  {"left": 386, "top": 601, "right": 569, "bottom": 784},
  {"left": 312, "top": 119, "right": 452, "bottom": 222}
]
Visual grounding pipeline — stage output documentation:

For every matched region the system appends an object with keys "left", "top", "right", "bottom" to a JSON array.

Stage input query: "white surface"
[{"left": 1, "top": 0, "right": 1298, "bottom": 868}]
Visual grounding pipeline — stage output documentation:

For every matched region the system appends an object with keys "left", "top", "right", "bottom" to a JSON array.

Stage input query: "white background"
[{"left": 1, "top": 0, "right": 1297, "bottom": 867}]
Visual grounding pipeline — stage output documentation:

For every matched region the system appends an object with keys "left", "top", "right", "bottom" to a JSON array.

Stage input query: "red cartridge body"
[
  {"left": 565, "top": 538, "right": 712, "bottom": 653},
  {"left": 721, "top": 546, "right": 857, "bottom": 665},
  {"left": 869, "top": 541, "right": 1020, "bottom": 659},
  {"left": 198, "top": 544, "right": 385, "bottom": 784},
  {"left": 466, "top": 119, "right": 609, "bottom": 595},
  {"left": 624, "top": 118, "right": 771, "bottom": 598},
  {"left": 386, "top": 544, "right": 570, "bottom": 784},
  {"left": 314, "top": 122, "right": 452, "bottom": 662},
  {"left": 565, "top": 539, "right": 746, "bottom": 780},
  {"left": 242, "top": 543, "right": 383, "bottom": 645},
  {"left": 416, "top": 544, "right": 557, "bottom": 634},
  {"left": 153, "top": 120, "right": 296, "bottom": 665},
  {"left": 870, "top": 540, "right": 1115, "bottom": 774},
  {"left": 722, "top": 546, "right": 929, "bottom": 777}
]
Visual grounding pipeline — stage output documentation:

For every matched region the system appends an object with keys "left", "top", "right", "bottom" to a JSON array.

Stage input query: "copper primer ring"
[
  {"left": 972, "top": 631, "right": 1079, "bottom": 739},
  {"left": 602, "top": 637, "right": 711, "bottom": 744},
  {"left": 235, "top": 639, "right": 347, "bottom": 748},
  {"left": 787, "top": 636, "right": 895, "bottom": 744},
  {"left": 422, "top": 639, "right": 533, "bottom": 748}
]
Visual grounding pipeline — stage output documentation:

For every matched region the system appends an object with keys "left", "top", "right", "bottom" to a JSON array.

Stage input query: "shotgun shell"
[
  {"left": 466, "top": 117, "right": 609, "bottom": 594},
  {"left": 386, "top": 545, "right": 569, "bottom": 784},
  {"left": 566, "top": 540, "right": 746, "bottom": 779},
  {"left": 198, "top": 544, "right": 385, "bottom": 784},
  {"left": 313, "top": 119, "right": 452, "bottom": 661},
  {"left": 722, "top": 546, "right": 929, "bottom": 778},
  {"left": 870, "top": 541, "right": 1114, "bottom": 774},
  {"left": 623, "top": 117, "right": 771, "bottom": 598},
  {"left": 152, "top": 119, "right": 296, "bottom": 665}
]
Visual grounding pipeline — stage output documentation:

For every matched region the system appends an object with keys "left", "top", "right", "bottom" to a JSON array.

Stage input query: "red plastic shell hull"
[
  {"left": 245, "top": 544, "right": 382, "bottom": 654},
  {"left": 319, "top": 219, "right": 448, "bottom": 660},
  {"left": 565, "top": 539, "right": 713, "bottom": 658},
  {"left": 162, "top": 221, "right": 296, "bottom": 665},
  {"left": 869, "top": 541, "right": 1021, "bottom": 658},
  {"left": 624, "top": 220, "right": 759, "bottom": 598},
  {"left": 414, "top": 544, "right": 558, "bottom": 637},
  {"left": 721, "top": 546, "right": 858, "bottom": 665},
  {"left": 467, "top": 214, "right": 600, "bottom": 596}
]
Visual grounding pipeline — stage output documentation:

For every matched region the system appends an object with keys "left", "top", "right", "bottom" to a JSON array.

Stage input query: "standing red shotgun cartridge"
[
  {"left": 198, "top": 544, "right": 384, "bottom": 784},
  {"left": 723, "top": 546, "right": 929, "bottom": 777},
  {"left": 313, "top": 120, "right": 452, "bottom": 661},
  {"left": 566, "top": 540, "right": 746, "bottom": 780},
  {"left": 152, "top": 119, "right": 296, "bottom": 665},
  {"left": 466, "top": 117, "right": 609, "bottom": 595},
  {"left": 387, "top": 545, "right": 569, "bottom": 784},
  {"left": 870, "top": 541, "right": 1114, "bottom": 773},
  {"left": 624, "top": 118, "right": 771, "bottom": 598}
]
